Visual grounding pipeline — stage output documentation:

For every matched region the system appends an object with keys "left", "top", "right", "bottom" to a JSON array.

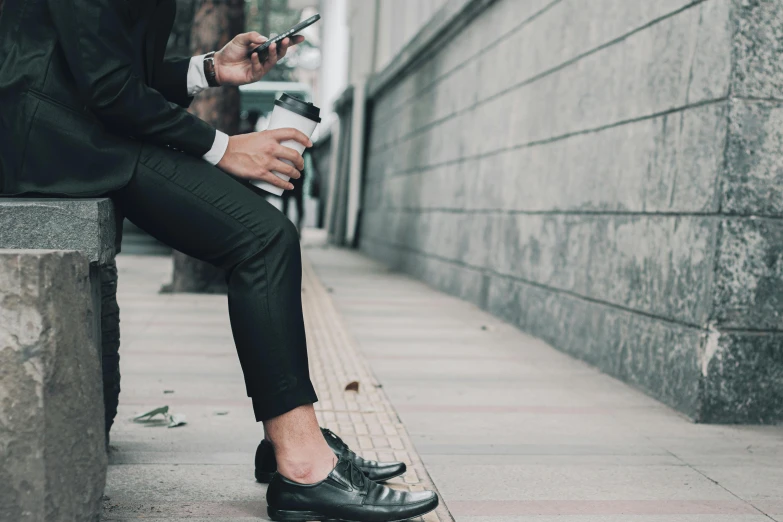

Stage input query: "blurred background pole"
[
  {"left": 262, "top": 0, "right": 271, "bottom": 36},
  {"left": 167, "top": 0, "right": 245, "bottom": 293}
]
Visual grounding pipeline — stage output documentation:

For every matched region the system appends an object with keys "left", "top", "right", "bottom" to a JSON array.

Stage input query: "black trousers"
[
  {"left": 111, "top": 143, "right": 318, "bottom": 421},
  {"left": 281, "top": 173, "right": 304, "bottom": 228}
]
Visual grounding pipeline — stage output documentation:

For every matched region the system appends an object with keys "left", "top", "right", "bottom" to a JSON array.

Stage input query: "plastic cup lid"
[{"left": 275, "top": 93, "right": 321, "bottom": 123}]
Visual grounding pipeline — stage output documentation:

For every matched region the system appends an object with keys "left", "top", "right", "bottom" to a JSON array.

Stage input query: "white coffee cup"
[{"left": 253, "top": 93, "right": 321, "bottom": 196}]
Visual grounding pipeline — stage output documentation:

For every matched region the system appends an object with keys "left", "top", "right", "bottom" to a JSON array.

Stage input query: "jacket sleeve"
[
  {"left": 154, "top": 57, "right": 195, "bottom": 109},
  {"left": 46, "top": 0, "right": 216, "bottom": 157}
]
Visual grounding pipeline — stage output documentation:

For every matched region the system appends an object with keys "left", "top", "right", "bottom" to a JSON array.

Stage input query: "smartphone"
[{"left": 250, "top": 14, "right": 321, "bottom": 62}]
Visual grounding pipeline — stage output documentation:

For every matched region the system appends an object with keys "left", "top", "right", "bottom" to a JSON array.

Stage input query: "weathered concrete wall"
[
  {"left": 359, "top": 0, "right": 783, "bottom": 422},
  {"left": 0, "top": 197, "right": 122, "bottom": 437},
  {"left": 0, "top": 250, "right": 107, "bottom": 522}
]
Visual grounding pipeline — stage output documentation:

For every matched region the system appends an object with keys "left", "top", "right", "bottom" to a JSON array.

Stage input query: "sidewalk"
[
  {"left": 103, "top": 234, "right": 782, "bottom": 521},
  {"left": 306, "top": 243, "right": 783, "bottom": 522},
  {"left": 102, "top": 242, "right": 449, "bottom": 521}
]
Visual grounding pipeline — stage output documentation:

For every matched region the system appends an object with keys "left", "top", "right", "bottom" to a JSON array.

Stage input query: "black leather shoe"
[
  {"left": 256, "top": 428, "right": 407, "bottom": 483},
  {"left": 266, "top": 457, "right": 438, "bottom": 522}
]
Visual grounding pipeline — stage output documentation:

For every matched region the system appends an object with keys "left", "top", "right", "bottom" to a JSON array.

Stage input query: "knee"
[
  {"left": 230, "top": 216, "right": 300, "bottom": 276},
  {"left": 269, "top": 216, "right": 300, "bottom": 258}
]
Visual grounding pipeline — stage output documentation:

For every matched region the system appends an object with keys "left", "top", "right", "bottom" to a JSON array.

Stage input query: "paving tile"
[
  {"left": 693, "top": 465, "right": 783, "bottom": 503},
  {"left": 101, "top": 510, "right": 258, "bottom": 522},
  {"left": 425, "top": 463, "right": 739, "bottom": 501},
  {"left": 419, "top": 450, "right": 674, "bottom": 462},
  {"left": 395, "top": 411, "right": 652, "bottom": 446},
  {"left": 458, "top": 514, "right": 769, "bottom": 522},
  {"left": 448, "top": 499, "right": 759, "bottom": 516}
]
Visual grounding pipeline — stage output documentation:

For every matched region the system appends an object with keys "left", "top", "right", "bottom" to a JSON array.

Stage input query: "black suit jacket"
[{"left": 0, "top": 0, "right": 217, "bottom": 196}]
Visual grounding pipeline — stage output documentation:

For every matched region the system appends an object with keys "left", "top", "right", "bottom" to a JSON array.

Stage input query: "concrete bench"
[{"left": 0, "top": 198, "right": 121, "bottom": 521}]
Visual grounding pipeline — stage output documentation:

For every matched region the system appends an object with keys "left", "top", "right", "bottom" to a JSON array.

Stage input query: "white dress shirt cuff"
[
  {"left": 187, "top": 55, "right": 228, "bottom": 165},
  {"left": 187, "top": 54, "right": 210, "bottom": 96},
  {"left": 203, "top": 130, "right": 230, "bottom": 166}
]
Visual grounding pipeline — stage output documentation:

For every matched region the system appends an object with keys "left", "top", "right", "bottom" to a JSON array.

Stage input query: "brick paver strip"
[{"left": 302, "top": 259, "right": 454, "bottom": 522}]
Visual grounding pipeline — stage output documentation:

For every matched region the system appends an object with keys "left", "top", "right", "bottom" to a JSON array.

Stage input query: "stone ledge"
[
  {"left": 0, "top": 250, "right": 106, "bottom": 521},
  {"left": 0, "top": 198, "right": 117, "bottom": 265}
]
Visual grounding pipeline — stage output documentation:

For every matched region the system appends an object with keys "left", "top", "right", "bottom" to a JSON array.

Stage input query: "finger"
[
  {"left": 278, "top": 37, "right": 290, "bottom": 59},
  {"left": 235, "top": 31, "right": 267, "bottom": 47},
  {"left": 270, "top": 159, "right": 301, "bottom": 180},
  {"left": 259, "top": 171, "right": 295, "bottom": 190},
  {"left": 272, "top": 145, "right": 305, "bottom": 171},
  {"left": 277, "top": 36, "right": 303, "bottom": 59},
  {"left": 250, "top": 52, "right": 264, "bottom": 77},
  {"left": 249, "top": 31, "right": 267, "bottom": 45},
  {"left": 267, "top": 41, "right": 278, "bottom": 63},
  {"left": 268, "top": 128, "right": 313, "bottom": 148}
]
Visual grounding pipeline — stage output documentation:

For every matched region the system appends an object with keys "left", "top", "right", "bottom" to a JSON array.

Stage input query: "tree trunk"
[
  {"left": 167, "top": 0, "right": 198, "bottom": 57},
  {"left": 167, "top": 0, "right": 245, "bottom": 294},
  {"left": 189, "top": 0, "right": 244, "bottom": 135}
]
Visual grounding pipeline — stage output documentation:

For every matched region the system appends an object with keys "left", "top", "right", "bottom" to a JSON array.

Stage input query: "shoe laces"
[{"left": 336, "top": 457, "right": 367, "bottom": 491}]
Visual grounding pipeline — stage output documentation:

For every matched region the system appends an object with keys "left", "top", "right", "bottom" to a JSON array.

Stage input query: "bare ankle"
[
  {"left": 278, "top": 459, "right": 319, "bottom": 483},
  {"left": 277, "top": 453, "right": 336, "bottom": 484},
  {"left": 262, "top": 404, "right": 336, "bottom": 483}
]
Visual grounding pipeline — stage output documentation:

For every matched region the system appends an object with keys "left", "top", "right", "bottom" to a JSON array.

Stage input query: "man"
[{"left": 0, "top": 1, "right": 438, "bottom": 520}]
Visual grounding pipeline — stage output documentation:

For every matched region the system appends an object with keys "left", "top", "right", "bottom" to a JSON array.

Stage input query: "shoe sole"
[
  {"left": 255, "top": 470, "right": 276, "bottom": 483},
  {"left": 267, "top": 504, "right": 438, "bottom": 522},
  {"left": 256, "top": 468, "right": 407, "bottom": 485}
]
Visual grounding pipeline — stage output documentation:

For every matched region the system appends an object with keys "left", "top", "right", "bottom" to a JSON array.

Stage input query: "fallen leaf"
[
  {"left": 168, "top": 414, "right": 187, "bottom": 428},
  {"left": 345, "top": 381, "right": 360, "bottom": 392},
  {"left": 133, "top": 406, "right": 169, "bottom": 422},
  {"left": 133, "top": 406, "right": 186, "bottom": 428}
]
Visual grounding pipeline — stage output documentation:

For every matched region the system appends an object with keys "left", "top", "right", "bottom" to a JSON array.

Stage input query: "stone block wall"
[{"left": 359, "top": 0, "right": 783, "bottom": 422}]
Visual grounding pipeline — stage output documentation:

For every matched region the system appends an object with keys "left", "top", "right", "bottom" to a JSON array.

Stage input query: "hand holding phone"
[{"left": 251, "top": 14, "right": 321, "bottom": 62}]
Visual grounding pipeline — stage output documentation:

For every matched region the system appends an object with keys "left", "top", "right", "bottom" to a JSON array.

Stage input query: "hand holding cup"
[
  {"left": 252, "top": 94, "right": 322, "bottom": 195},
  {"left": 217, "top": 129, "right": 312, "bottom": 191}
]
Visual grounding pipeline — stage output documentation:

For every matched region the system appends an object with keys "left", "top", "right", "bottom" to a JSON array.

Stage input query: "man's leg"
[
  {"left": 294, "top": 182, "right": 304, "bottom": 233},
  {"left": 112, "top": 144, "right": 438, "bottom": 521},
  {"left": 281, "top": 192, "right": 290, "bottom": 220},
  {"left": 112, "top": 144, "right": 335, "bottom": 483}
]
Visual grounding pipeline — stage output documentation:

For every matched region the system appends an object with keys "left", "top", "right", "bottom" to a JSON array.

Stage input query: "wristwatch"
[{"left": 203, "top": 52, "right": 220, "bottom": 87}]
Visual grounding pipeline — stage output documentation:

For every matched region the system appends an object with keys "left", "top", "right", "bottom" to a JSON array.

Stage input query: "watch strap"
[{"left": 203, "top": 52, "right": 220, "bottom": 87}]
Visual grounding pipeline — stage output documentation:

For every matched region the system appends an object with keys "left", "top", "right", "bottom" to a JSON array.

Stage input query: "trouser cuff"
[{"left": 251, "top": 379, "right": 319, "bottom": 422}]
